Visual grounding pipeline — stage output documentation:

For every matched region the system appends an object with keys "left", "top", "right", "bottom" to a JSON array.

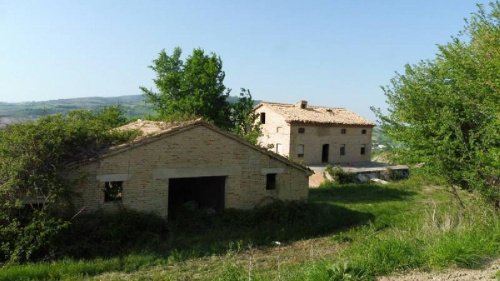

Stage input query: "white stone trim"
[
  {"left": 261, "top": 168, "right": 285, "bottom": 175},
  {"left": 96, "top": 174, "right": 130, "bottom": 182},
  {"left": 153, "top": 166, "right": 241, "bottom": 179}
]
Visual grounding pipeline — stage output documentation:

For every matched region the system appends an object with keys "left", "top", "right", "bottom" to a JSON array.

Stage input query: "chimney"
[{"left": 296, "top": 100, "right": 308, "bottom": 109}]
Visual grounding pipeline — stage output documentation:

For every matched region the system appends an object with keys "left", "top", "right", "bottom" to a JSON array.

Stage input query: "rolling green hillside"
[
  {"left": 0, "top": 95, "right": 152, "bottom": 121},
  {"left": 0, "top": 95, "right": 249, "bottom": 127}
]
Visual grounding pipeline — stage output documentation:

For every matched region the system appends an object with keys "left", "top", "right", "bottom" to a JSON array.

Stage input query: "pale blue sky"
[{"left": 0, "top": 1, "right": 489, "bottom": 120}]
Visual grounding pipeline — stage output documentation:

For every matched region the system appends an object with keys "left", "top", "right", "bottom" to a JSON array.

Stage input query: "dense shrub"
[
  {"left": 0, "top": 106, "right": 136, "bottom": 262},
  {"left": 373, "top": 2, "right": 500, "bottom": 205}
]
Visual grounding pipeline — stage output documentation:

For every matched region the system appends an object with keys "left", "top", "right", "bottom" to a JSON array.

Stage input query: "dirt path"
[{"left": 378, "top": 259, "right": 499, "bottom": 281}]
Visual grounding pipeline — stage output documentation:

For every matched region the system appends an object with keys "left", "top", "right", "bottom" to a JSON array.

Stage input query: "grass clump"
[{"left": 0, "top": 255, "right": 162, "bottom": 281}]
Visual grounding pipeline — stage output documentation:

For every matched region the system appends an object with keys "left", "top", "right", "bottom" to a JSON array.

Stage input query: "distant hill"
[
  {"left": 0, "top": 95, "right": 151, "bottom": 118},
  {"left": 0, "top": 95, "right": 254, "bottom": 127}
]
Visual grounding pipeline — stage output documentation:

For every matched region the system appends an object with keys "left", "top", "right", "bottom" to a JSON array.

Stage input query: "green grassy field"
[{"left": 0, "top": 172, "right": 498, "bottom": 281}]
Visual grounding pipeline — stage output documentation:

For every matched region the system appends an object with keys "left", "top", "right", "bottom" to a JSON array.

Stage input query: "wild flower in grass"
[{"left": 273, "top": 241, "right": 282, "bottom": 280}]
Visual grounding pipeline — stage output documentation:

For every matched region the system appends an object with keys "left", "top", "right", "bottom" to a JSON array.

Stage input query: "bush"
[
  {"left": 0, "top": 107, "right": 135, "bottom": 262},
  {"left": 325, "top": 165, "right": 356, "bottom": 184},
  {"left": 373, "top": 2, "right": 500, "bottom": 205}
]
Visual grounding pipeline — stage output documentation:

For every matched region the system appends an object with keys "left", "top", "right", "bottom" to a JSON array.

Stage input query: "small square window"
[
  {"left": 297, "top": 144, "right": 304, "bottom": 157},
  {"left": 341, "top": 128, "right": 347, "bottom": 134},
  {"left": 275, "top": 143, "right": 282, "bottom": 154},
  {"left": 298, "top": 128, "right": 305, "bottom": 134},
  {"left": 266, "top": 174, "right": 277, "bottom": 190},
  {"left": 260, "top": 112, "right": 266, "bottom": 124},
  {"left": 104, "top": 181, "right": 123, "bottom": 202},
  {"left": 340, "top": 144, "right": 346, "bottom": 156},
  {"left": 362, "top": 129, "right": 367, "bottom": 134},
  {"left": 360, "top": 144, "right": 366, "bottom": 155}
]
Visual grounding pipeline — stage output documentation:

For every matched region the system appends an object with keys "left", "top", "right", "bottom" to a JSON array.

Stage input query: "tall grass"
[
  {"left": 1, "top": 171, "right": 498, "bottom": 280},
  {"left": 301, "top": 174, "right": 500, "bottom": 279},
  {"left": 0, "top": 255, "right": 163, "bottom": 281}
]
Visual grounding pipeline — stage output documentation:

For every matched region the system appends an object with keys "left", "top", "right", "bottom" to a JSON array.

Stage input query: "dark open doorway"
[
  {"left": 322, "top": 144, "right": 329, "bottom": 162},
  {"left": 168, "top": 176, "right": 225, "bottom": 220}
]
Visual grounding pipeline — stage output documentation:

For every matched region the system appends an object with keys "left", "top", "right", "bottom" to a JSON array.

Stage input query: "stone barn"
[{"left": 67, "top": 119, "right": 311, "bottom": 219}]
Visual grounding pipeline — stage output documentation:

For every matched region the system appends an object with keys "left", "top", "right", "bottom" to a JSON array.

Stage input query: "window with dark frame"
[
  {"left": 340, "top": 144, "right": 346, "bottom": 156},
  {"left": 341, "top": 128, "right": 346, "bottom": 134},
  {"left": 298, "top": 127, "right": 305, "bottom": 134},
  {"left": 297, "top": 144, "right": 304, "bottom": 157},
  {"left": 260, "top": 112, "right": 266, "bottom": 124},
  {"left": 362, "top": 129, "right": 367, "bottom": 134},
  {"left": 104, "top": 181, "right": 123, "bottom": 202},
  {"left": 360, "top": 144, "right": 366, "bottom": 155},
  {"left": 266, "top": 173, "right": 277, "bottom": 190}
]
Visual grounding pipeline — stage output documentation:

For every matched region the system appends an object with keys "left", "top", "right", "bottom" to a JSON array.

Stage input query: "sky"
[{"left": 0, "top": 0, "right": 490, "bottom": 120}]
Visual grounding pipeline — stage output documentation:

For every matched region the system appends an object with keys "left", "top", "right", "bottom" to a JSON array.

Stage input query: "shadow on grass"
[
  {"left": 55, "top": 201, "right": 373, "bottom": 262},
  {"left": 310, "top": 183, "right": 416, "bottom": 204}
]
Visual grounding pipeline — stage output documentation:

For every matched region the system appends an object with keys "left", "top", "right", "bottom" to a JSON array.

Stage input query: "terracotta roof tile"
[
  {"left": 114, "top": 118, "right": 203, "bottom": 139},
  {"left": 258, "top": 102, "right": 375, "bottom": 126}
]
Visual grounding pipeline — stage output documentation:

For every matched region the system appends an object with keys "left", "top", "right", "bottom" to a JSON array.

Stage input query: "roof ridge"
[
  {"left": 256, "top": 101, "right": 375, "bottom": 126},
  {"left": 259, "top": 101, "right": 345, "bottom": 110},
  {"left": 69, "top": 119, "right": 312, "bottom": 174}
]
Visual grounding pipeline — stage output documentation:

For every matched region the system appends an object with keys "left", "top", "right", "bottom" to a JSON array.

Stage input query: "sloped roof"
[
  {"left": 72, "top": 119, "right": 312, "bottom": 174},
  {"left": 255, "top": 102, "right": 375, "bottom": 126},
  {"left": 114, "top": 119, "right": 202, "bottom": 140}
]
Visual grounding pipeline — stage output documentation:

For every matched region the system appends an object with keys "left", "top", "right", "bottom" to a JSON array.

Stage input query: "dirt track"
[{"left": 378, "top": 259, "right": 499, "bottom": 281}]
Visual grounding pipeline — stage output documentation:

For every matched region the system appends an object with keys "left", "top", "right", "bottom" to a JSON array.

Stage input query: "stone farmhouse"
[
  {"left": 254, "top": 100, "right": 375, "bottom": 165},
  {"left": 66, "top": 119, "right": 311, "bottom": 220}
]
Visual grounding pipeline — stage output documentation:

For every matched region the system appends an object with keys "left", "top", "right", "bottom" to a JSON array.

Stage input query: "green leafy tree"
[
  {"left": 373, "top": 2, "right": 499, "bottom": 206},
  {"left": 95, "top": 105, "right": 128, "bottom": 128},
  {"left": 230, "top": 88, "right": 262, "bottom": 144},
  {"left": 140, "top": 48, "right": 261, "bottom": 143},
  {"left": 140, "top": 47, "right": 232, "bottom": 129},
  {"left": 0, "top": 107, "right": 136, "bottom": 262}
]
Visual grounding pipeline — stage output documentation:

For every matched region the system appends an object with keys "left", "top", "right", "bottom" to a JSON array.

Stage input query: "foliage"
[
  {"left": 140, "top": 47, "right": 261, "bottom": 143},
  {"left": 325, "top": 165, "right": 356, "bottom": 184},
  {"left": 230, "top": 88, "right": 262, "bottom": 144},
  {"left": 372, "top": 2, "right": 500, "bottom": 204},
  {"left": 1, "top": 172, "right": 499, "bottom": 280},
  {"left": 0, "top": 108, "right": 135, "bottom": 262},
  {"left": 140, "top": 47, "right": 232, "bottom": 129}
]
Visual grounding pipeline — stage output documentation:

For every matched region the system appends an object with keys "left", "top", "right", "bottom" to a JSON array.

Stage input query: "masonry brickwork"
[
  {"left": 255, "top": 102, "right": 374, "bottom": 165},
  {"left": 67, "top": 123, "right": 310, "bottom": 219}
]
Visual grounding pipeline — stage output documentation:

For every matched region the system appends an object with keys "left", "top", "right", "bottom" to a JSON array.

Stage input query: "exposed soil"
[{"left": 378, "top": 259, "right": 500, "bottom": 281}]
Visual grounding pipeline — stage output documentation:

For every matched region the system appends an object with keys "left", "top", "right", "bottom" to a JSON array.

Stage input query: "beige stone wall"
[
  {"left": 289, "top": 124, "right": 372, "bottom": 165},
  {"left": 255, "top": 105, "right": 291, "bottom": 156},
  {"left": 254, "top": 105, "right": 373, "bottom": 165},
  {"left": 68, "top": 125, "right": 309, "bottom": 218}
]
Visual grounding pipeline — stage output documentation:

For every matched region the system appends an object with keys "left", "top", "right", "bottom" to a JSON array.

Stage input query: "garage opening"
[{"left": 168, "top": 176, "right": 226, "bottom": 220}]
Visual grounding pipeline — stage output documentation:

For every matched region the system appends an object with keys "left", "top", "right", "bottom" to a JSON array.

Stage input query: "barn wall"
[
  {"left": 254, "top": 105, "right": 291, "bottom": 156},
  {"left": 289, "top": 124, "right": 373, "bottom": 165},
  {"left": 68, "top": 125, "right": 309, "bottom": 218}
]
